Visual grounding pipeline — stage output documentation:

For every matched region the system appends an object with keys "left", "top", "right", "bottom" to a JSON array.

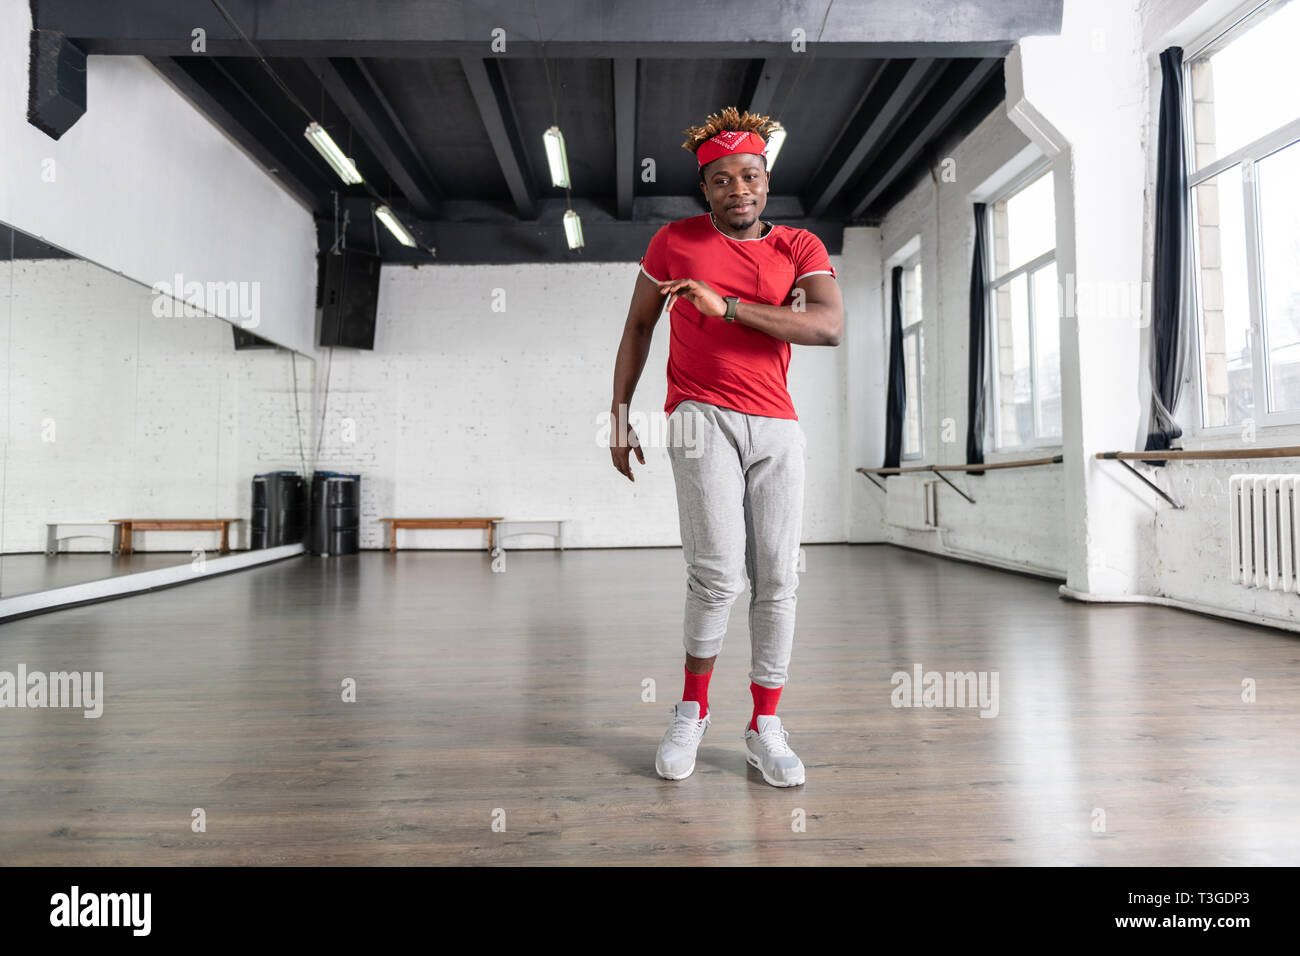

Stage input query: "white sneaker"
[
  {"left": 744, "top": 714, "right": 805, "bottom": 787},
  {"left": 655, "top": 700, "right": 711, "bottom": 780}
]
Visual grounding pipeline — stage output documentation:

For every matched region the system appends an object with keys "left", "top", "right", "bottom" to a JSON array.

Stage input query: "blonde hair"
[{"left": 680, "top": 106, "right": 780, "bottom": 157}]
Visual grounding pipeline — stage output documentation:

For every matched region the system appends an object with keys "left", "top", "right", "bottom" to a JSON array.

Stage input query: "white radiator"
[
  {"left": 1229, "top": 475, "right": 1300, "bottom": 591},
  {"left": 886, "top": 478, "right": 940, "bottom": 531}
]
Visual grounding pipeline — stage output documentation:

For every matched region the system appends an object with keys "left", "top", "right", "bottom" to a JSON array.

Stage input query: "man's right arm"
[{"left": 609, "top": 271, "right": 669, "bottom": 482}]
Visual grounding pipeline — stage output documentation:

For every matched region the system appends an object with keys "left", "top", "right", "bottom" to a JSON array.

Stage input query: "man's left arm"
[{"left": 732, "top": 274, "right": 843, "bottom": 347}]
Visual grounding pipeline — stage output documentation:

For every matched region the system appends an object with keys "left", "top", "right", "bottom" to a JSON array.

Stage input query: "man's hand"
[
  {"left": 609, "top": 406, "right": 645, "bottom": 482},
  {"left": 658, "top": 278, "right": 727, "bottom": 318}
]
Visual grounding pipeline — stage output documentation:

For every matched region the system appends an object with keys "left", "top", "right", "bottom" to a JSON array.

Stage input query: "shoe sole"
[
  {"left": 746, "top": 750, "right": 805, "bottom": 787},
  {"left": 655, "top": 758, "right": 696, "bottom": 781}
]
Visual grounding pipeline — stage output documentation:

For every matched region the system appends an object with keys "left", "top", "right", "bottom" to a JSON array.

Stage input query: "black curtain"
[
  {"left": 1145, "top": 46, "right": 1189, "bottom": 464},
  {"left": 966, "top": 203, "right": 989, "bottom": 475},
  {"left": 883, "top": 265, "right": 905, "bottom": 469}
]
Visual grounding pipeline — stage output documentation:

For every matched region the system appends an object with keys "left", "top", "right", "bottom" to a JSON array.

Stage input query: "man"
[{"left": 609, "top": 107, "right": 843, "bottom": 788}]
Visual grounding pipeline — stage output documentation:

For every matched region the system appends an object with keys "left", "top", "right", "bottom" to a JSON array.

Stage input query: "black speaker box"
[
  {"left": 308, "top": 473, "right": 361, "bottom": 556},
  {"left": 251, "top": 472, "right": 308, "bottom": 549},
  {"left": 319, "top": 248, "right": 380, "bottom": 349}
]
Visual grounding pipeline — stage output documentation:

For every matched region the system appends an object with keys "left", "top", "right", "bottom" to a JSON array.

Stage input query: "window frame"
[
  {"left": 984, "top": 162, "right": 1061, "bottom": 452},
  {"left": 1184, "top": 0, "right": 1300, "bottom": 434},
  {"left": 899, "top": 251, "right": 924, "bottom": 461}
]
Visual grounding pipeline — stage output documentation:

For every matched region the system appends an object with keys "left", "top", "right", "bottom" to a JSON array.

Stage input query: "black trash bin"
[
  {"left": 309, "top": 471, "right": 361, "bottom": 556},
  {"left": 251, "top": 471, "right": 309, "bottom": 549}
]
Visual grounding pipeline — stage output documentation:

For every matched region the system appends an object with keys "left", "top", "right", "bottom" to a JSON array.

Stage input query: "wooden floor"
[
  {"left": 1, "top": 544, "right": 1297, "bottom": 866},
  {"left": 0, "top": 551, "right": 194, "bottom": 597}
]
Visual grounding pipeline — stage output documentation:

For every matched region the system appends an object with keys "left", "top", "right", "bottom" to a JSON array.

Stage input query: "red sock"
[
  {"left": 683, "top": 665, "right": 712, "bottom": 719},
  {"left": 749, "top": 682, "right": 782, "bottom": 731}
]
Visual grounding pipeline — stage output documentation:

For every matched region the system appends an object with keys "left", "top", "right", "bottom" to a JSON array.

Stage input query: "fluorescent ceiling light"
[
  {"left": 375, "top": 205, "right": 418, "bottom": 248},
  {"left": 765, "top": 125, "right": 787, "bottom": 173},
  {"left": 563, "top": 209, "right": 584, "bottom": 249},
  {"left": 543, "top": 126, "right": 570, "bottom": 188},
  {"left": 304, "top": 121, "right": 363, "bottom": 185}
]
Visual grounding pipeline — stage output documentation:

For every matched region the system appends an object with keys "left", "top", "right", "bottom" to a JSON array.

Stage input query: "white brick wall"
[
  {"left": 4, "top": 253, "right": 847, "bottom": 557},
  {"left": 312, "top": 258, "right": 848, "bottom": 550},
  {"left": 1, "top": 258, "right": 314, "bottom": 554}
]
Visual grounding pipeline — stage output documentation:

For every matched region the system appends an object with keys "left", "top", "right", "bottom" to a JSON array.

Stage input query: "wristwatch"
[{"left": 723, "top": 296, "right": 739, "bottom": 322}]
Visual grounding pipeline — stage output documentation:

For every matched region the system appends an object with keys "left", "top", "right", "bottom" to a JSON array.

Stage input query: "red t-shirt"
[{"left": 638, "top": 212, "right": 836, "bottom": 420}]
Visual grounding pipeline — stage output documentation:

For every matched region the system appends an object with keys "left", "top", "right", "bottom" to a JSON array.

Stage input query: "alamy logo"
[
  {"left": 890, "top": 663, "right": 999, "bottom": 718},
  {"left": 0, "top": 665, "right": 103, "bottom": 718},
  {"left": 151, "top": 273, "right": 261, "bottom": 329},
  {"left": 597, "top": 405, "right": 704, "bottom": 458},
  {"left": 50, "top": 886, "right": 151, "bottom": 936}
]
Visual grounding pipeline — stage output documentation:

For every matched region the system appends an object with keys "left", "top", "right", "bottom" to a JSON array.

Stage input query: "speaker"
[
  {"left": 308, "top": 472, "right": 361, "bottom": 556},
  {"left": 319, "top": 248, "right": 380, "bottom": 349},
  {"left": 251, "top": 472, "right": 308, "bottom": 548}
]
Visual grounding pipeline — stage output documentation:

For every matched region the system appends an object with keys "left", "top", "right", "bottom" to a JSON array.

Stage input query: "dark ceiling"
[{"left": 29, "top": 0, "right": 1063, "bottom": 264}]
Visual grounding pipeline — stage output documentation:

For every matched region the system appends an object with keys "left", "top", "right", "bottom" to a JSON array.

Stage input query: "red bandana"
[{"left": 696, "top": 130, "right": 768, "bottom": 170}]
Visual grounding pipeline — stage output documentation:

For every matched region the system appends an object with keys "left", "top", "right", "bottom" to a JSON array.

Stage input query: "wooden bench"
[
  {"left": 110, "top": 518, "right": 241, "bottom": 555},
  {"left": 378, "top": 517, "right": 505, "bottom": 552}
]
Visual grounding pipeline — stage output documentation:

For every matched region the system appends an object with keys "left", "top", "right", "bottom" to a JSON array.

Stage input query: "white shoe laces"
[
  {"left": 670, "top": 710, "right": 705, "bottom": 746},
  {"left": 757, "top": 724, "right": 794, "bottom": 757}
]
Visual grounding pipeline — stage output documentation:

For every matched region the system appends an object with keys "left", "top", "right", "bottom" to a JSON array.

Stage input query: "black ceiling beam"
[
  {"left": 208, "top": 57, "right": 349, "bottom": 203},
  {"left": 459, "top": 57, "right": 537, "bottom": 221},
  {"left": 848, "top": 58, "right": 1002, "bottom": 219},
  {"left": 803, "top": 58, "right": 942, "bottom": 218},
  {"left": 27, "top": 30, "right": 87, "bottom": 140},
  {"left": 856, "top": 67, "right": 1008, "bottom": 223},
  {"left": 325, "top": 196, "right": 844, "bottom": 265},
  {"left": 37, "top": 0, "right": 1063, "bottom": 57},
  {"left": 148, "top": 56, "right": 332, "bottom": 213},
  {"left": 613, "top": 59, "right": 636, "bottom": 220},
  {"left": 306, "top": 57, "right": 442, "bottom": 219},
  {"left": 353, "top": 58, "right": 442, "bottom": 198},
  {"left": 741, "top": 59, "right": 785, "bottom": 116}
]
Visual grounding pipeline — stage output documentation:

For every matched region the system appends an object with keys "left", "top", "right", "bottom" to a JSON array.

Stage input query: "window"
[
  {"left": 1188, "top": 0, "right": 1300, "bottom": 429},
  {"left": 987, "top": 168, "right": 1060, "bottom": 449},
  {"left": 900, "top": 255, "right": 924, "bottom": 459}
]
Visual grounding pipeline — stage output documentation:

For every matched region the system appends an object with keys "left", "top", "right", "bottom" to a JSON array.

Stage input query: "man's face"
[{"left": 699, "top": 153, "right": 768, "bottom": 230}]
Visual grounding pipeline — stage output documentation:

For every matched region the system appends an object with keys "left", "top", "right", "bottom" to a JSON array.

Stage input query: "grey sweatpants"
[{"left": 666, "top": 400, "right": 806, "bottom": 689}]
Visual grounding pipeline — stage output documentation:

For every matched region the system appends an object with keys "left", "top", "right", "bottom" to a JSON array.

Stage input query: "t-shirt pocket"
[{"left": 755, "top": 261, "right": 797, "bottom": 305}]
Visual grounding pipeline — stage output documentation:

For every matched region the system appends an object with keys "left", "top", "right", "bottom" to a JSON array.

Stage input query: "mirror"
[{"left": 0, "top": 223, "right": 315, "bottom": 600}]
